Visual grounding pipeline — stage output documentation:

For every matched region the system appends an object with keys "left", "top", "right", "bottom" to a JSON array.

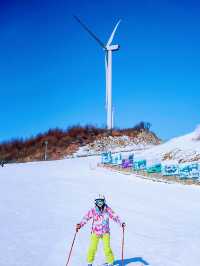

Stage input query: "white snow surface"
[
  {"left": 1, "top": 156, "right": 200, "bottom": 266},
  {"left": 74, "top": 143, "right": 153, "bottom": 157}
]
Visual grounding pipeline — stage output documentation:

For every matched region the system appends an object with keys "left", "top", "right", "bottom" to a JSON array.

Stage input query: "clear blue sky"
[{"left": 0, "top": 0, "right": 200, "bottom": 142}]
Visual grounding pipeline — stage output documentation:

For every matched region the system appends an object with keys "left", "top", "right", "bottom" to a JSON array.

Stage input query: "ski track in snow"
[{"left": 0, "top": 156, "right": 200, "bottom": 266}]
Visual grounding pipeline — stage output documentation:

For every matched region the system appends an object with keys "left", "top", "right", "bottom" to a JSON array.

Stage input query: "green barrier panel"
[{"left": 147, "top": 163, "right": 162, "bottom": 173}]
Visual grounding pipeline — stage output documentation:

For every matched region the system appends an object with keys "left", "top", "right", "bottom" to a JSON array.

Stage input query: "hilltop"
[{"left": 0, "top": 122, "right": 160, "bottom": 163}]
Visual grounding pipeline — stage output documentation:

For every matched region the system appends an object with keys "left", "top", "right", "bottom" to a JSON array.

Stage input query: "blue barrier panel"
[
  {"left": 101, "top": 152, "right": 112, "bottom": 164},
  {"left": 179, "top": 163, "right": 199, "bottom": 179},
  {"left": 161, "top": 164, "right": 179, "bottom": 176},
  {"left": 128, "top": 154, "right": 134, "bottom": 164},
  {"left": 133, "top": 160, "right": 147, "bottom": 170},
  {"left": 111, "top": 153, "right": 122, "bottom": 165}
]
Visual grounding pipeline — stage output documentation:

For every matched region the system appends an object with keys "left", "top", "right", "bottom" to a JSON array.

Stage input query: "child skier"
[{"left": 76, "top": 194, "right": 125, "bottom": 266}]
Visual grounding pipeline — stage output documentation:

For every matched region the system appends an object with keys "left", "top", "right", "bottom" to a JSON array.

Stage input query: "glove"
[
  {"left": 76, "top": 223, "right": 81, "bottom": 232},
  {"left": 122, "top": 222, "right": 126, "bottom": 228}
]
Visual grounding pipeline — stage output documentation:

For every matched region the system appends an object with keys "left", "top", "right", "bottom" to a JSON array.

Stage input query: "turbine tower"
[{"left": 74, "top": 16, "right": 121, "bottom": 130}]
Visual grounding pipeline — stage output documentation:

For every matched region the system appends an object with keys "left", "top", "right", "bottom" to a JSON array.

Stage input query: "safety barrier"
[{"left": 100, "top": 152, "right": 200, "bottom": 180}]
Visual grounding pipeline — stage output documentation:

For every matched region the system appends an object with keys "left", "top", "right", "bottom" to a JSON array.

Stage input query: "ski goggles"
[{"left": 95, "top": 199, "right": 105, "bottom": 205}]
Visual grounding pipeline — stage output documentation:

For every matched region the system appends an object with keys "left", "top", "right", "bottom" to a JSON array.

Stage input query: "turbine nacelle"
[{"left": 106, "top": 44, "right": 120, "bottom": 51}]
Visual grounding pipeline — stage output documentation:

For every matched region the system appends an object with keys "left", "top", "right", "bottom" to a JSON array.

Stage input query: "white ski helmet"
[
  {"left": 94, "top": 194, "right": 106, "bottom": 207},
  {"left": 95, "top": 194, "right": 105, "bottom": 201}
]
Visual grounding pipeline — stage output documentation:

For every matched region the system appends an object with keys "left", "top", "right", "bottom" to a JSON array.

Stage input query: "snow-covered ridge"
[{"left": 134, "top": 129, "right": 200, "bottom": 163}]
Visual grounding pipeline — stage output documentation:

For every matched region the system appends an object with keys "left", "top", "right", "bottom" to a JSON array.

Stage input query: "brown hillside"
[{"left": 0, "top": 122, "right": 161, "bottom": 163}]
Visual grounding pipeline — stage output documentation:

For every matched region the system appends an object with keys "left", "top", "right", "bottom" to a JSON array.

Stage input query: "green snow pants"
[{"left": 87, "top": 233, "right": 114, "bottom": 264}]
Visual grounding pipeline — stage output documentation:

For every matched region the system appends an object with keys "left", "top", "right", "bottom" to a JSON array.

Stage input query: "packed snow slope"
[{"left": 1, "top": 157, "right": 200, "bottom": 266}]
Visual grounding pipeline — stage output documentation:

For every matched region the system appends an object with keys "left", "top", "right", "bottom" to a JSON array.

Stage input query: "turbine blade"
[
  {"left": 106, "top": 19, "right": 121, "bottom": 47},
  {"left": 74, "top": 15, "right": 105, "bottom": 48}
]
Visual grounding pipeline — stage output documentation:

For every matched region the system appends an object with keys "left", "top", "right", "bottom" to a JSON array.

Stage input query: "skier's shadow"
[{"left": 114, "top": 257, "right": 149, "bottom": 265}]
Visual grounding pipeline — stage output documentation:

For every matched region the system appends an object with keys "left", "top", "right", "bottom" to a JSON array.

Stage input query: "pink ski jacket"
[{"left": 79, "top": 205, "right": 123, "bottom": 236}]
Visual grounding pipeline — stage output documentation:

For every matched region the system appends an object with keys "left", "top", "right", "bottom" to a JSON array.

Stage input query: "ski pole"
[
  {"left": 66, "top": 230, "right": 78, "bottom": 266},
  {"left": 122, "top": 226, "right": 125, "bottom": 266}
]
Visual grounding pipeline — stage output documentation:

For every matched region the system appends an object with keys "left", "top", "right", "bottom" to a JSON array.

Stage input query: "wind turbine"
[{"left": 74, "top": 16, "right": 121, "bottom": 130}]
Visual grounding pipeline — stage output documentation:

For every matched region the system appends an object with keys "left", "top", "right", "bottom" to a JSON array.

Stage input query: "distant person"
[
  {"left": 1, "top": 160, "right": 5, "bottom": 167},
  {"left": 76, "top": 194, "right": 125, "bottom": 266}
]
